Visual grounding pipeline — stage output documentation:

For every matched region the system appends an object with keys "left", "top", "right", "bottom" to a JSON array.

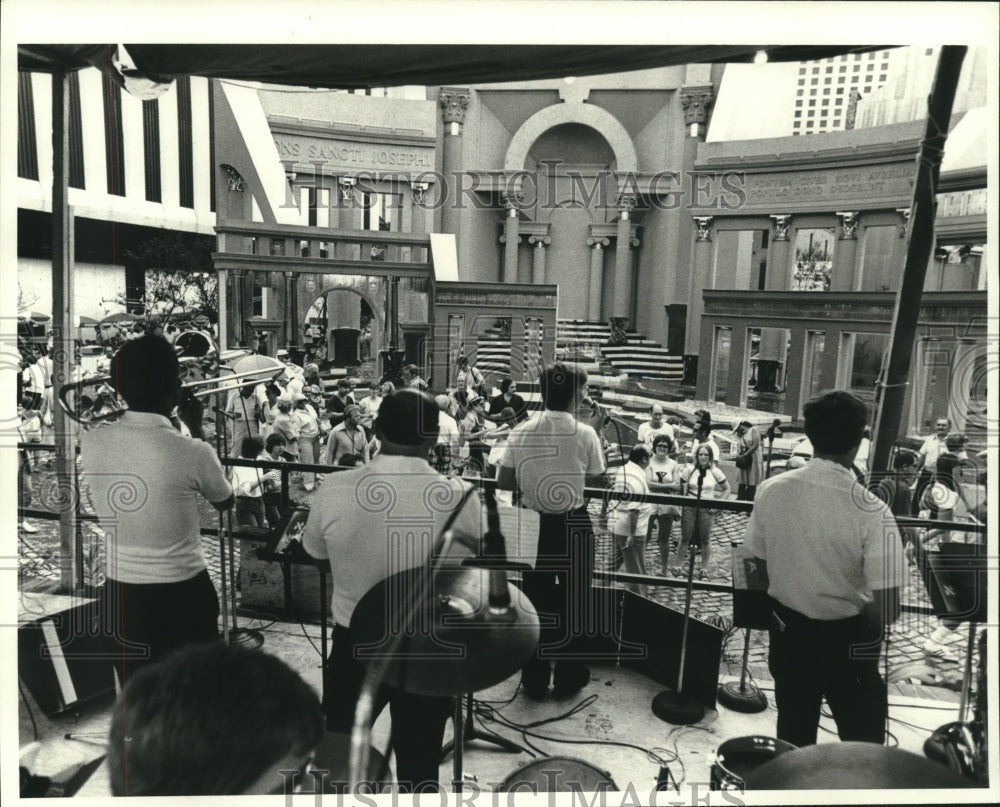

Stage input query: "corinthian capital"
[
  {"left": 693, "top": 216, "right": 714, "bottom": 242},
  {"left": 837, "top": 211, "right": 860, "bottom": 240},
  {"left": 770, "top": 214, "right": 792, "bottom": 241},
  {"left": 680, "top": 86, "right": 715, "bottom": 126},
  {"left": 440, "top": 88, "right": 471, "bottom": 125}
]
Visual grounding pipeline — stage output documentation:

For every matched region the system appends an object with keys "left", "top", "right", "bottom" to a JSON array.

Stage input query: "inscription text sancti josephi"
[{"left": 274, "top": 135, "right": 435, "bottom": 171}]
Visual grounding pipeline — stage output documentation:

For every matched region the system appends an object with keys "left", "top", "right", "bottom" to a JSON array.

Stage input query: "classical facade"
[{"left": 687, "top": 116, "right": 987, "bottom": 434}]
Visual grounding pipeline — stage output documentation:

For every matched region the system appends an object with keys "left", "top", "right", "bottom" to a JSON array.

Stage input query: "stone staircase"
[
  {"left": 556, "top": 319, "right": 684, "bottom": 380},
  {"left": 467, "top": 319, "right": 683, "bottom": 383}
]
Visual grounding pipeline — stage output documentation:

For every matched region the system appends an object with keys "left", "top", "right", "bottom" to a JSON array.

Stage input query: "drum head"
[
  {"left": 712, "top": 736, "right": 796, "bottom": 790},
  {"left": 498, "top": 756, "right": 616, "bottom": 793},
  {"left": 744, "top": 742, "right": 976, "bottom": 789}
]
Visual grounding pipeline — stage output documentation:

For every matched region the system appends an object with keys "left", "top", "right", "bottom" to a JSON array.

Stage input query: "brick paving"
[{"left": 19, "top": 455, "right": 972, "bottom": 696}]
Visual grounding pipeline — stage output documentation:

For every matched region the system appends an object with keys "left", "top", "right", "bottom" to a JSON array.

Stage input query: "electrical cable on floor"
[
  {"left": 298, "top": 619, "right": 324, "bottom": 658},
  {"left": 19, "top": 680, "right": 39, "bottom": 742}
]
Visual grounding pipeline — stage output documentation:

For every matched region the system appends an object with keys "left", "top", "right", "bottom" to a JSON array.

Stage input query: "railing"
[{"left": 18, "top": 443, "right": 984, "bottom": 620}]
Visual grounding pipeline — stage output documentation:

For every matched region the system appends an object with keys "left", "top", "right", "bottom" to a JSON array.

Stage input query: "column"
[
  {"left": 612, "top": 193, "right": 636, "bottom": 320},
  {"left": 228, "top": 270, "right": 247, "bottom": 348},
  {"left": 439, "top": 88, "right": 470, "bottom": 238},
  {"left": 587, "top": 237, "right": 609, "bottom": 321},
  {"left": 680, "top": 85, "right": 715, "bottom": 384},
  {"left": 831, "top": 211, "right": 860, "bottom": 291},
  {"left": 529, "top": 235, "right": 550, "bottom": 285},
  {"left": 756, "top": 215, "right": 792, "bottom": 392},
  {"left": 684, "top": 215, "right": 714, "bottom": 384},
  {"left": 500, "top": 191, "right": 523, "bottom": 283},
  {"left": 283, "top": 271, "right": 298, "bottom": 350},
  {"left": 784, "top": 326, "right": 808, "bottom": 419},
  {"left": 726, "top": 324, "right": 749, "bottom": 408}
]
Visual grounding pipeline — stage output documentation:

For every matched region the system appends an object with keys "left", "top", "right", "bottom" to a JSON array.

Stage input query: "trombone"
[{"left": 58, "top": 366, "right": 284, "bottom": 427}]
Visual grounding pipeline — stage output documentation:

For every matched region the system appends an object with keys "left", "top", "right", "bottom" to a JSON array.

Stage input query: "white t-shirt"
[
  {"left": 679, "top": 463, "right": 728, "bottom": 499},
  {"left": 437, "top": 411, "right": 460, "bottom": 449},
  {"left": 302, "top": 454, "right": 483, "bottom": 626},
  {"left": 499, "top": 410, "right": 605, "bottom": 514},
  {"left": 743, "top": 458, "right": 908, "bottom": 620},
  {"left": 637, "top": 420, "right": 675, "bottom": 448},
  {"left": 919, "top": 434, "right": 949, "bottom": 468},
  {"left": 231, "top": 462, "right": 264, "bottom": 498},
  {"left": 81, "top": 412, "right": 232, "bottom": 584},
  {"left": 609, "top": 461, "right": 652, "bottom": 537}
]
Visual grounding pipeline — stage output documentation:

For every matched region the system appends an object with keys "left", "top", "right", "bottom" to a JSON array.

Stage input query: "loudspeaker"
[{"left": 18, "top": 600, "right": 117, "bottom": 716}]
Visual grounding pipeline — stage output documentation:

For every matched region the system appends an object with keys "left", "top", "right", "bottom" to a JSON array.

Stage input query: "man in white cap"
[{"left": 637, "top": 404, "right": 674, "bottom": 450}]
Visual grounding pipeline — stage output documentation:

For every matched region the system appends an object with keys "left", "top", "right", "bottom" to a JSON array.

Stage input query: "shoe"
[
  {"left": 552, "top": 665, "right": 590, "bottom": 698},
  {"left": 20, "top": 521, "right": 38, "bottom": 533}
]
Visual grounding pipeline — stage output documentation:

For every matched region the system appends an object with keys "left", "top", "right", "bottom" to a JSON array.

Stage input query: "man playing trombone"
[{"left": 80, "top": 335, "right": 234, "bottom": 683}]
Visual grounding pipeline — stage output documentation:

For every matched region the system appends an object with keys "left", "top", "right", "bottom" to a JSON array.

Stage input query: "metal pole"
[
  {"left": 51, "top": 67, "right": 79, "bottom": 593},
  {"left": 871, "top": 46, "right": 967, "bottom": 475}
]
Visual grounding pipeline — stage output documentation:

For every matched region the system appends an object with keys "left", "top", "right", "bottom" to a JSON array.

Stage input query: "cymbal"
[
  {"left": 744, "top": 741, "right": 976, "bottom": 789},
  {"left": 350, "top": 565, "right": 539, "bottom": 696}
]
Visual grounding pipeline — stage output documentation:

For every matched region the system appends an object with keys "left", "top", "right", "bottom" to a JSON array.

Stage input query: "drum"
[
  {"left": 498, "top": 756, "right": 617, "bottom": 793},
  {"left": 710, "top": 736, "right": 796, "bottom": 791},
  {"left": 298, "top": 731, "right": 391, "bottom": 795}
]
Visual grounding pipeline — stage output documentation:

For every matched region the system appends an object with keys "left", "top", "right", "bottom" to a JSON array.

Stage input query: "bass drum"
[
  {"left": 498, "top": 756, "right": 617, "bottom": 793},
  {"left": 711, "top": 736, "right": 796, "bottom": 791}
]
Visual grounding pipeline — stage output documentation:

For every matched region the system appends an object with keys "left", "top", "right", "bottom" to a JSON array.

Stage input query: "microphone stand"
[{"left": 651, "top": 467, "right": 706, "bottom": 725}]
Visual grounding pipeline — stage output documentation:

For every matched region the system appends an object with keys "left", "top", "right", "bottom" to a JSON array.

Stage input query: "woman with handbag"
[
  {"left": 673, "top": 445, "right": 730, "bottom": 578},
  {"left": 732, "top": 418, "right": 764, "bottom": 501},
  {"left": 645, "top": 434, "right": 682, "bottom": 576}
]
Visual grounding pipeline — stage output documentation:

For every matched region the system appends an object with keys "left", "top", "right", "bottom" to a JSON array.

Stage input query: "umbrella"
[
  {"left": 100, "top": 311, "right": 140, "bottom": 324},
  {"left": 21, "top": 311, "right": 51, "bottom": 323},
  {"left": 227, "top": 354, "right": 286, "bottom": 383},
  {"left": 78, "top": 315, "right": 99, "bottom": 326}
]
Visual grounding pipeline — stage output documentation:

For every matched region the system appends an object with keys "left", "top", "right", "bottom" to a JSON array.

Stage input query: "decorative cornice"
[
  {"left": 836, "top": 211, "right": 860, "bottom": 240},
  {"left": 770, "top": 214, "right": 792, "bottom": 241},
  {"left": 693, "top": 216, "right": 714, "bottom": 241},
  {"left": 616, "top": 193, "right": 637, "bottom": 213},
  {"left": 338, "top": 177, "right": 357, "bottom": 203},
  {"left": 502, "top": 191, "right": 526, "bottom": 211},
  {"left": 440, "top": 88, "right": 471, "bottom": 125}
]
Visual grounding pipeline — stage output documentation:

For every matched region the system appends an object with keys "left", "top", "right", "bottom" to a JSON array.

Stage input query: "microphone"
[
  {"left": 697, "top": 466, "right": 707, "bottom": 492},
  {"left": 482, "top": 485, "right": 512, "bottom": 613},
  {"left": 766, "top": 418, "right": 782, "bottom": 443}
]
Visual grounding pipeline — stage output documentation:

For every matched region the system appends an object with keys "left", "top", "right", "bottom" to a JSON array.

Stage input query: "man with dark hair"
[
  {"left": 913, "top": 415, "right": 952, "bottom": 516},
  {"left": 609, "top": 444, "right": 653, "bottom": 596},
  {"left": 303, "top": 389, "right": 482, "bottom": 791},
  {"left": 325, "top": 378, "right": 356, "bottom": 430},
  {"left": 81, "top": 335, "right": 233, "bottom": 683},
  {"left": 403, "top": 364, "right": 428, "bottom": 391},
  {"left": 497, "top": 363, "right": 606, "bottom": 699},
  {"left": 743, "top": 390, "right": 907, "bottom": 748},
  {"left": 107, "top": 643, "right": 324, "bottom": 796}
]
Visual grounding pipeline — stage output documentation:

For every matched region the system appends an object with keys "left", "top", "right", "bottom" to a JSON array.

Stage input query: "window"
[
  {"left": 796, "top": 89, "right": 803, "bottom": 96},
  {"left": 837, "top": 87, "right": 845, "bottom": 94},
  {"left": 812, "top": 66, "right": 819, "bottom": 74},
  {"left": 824, "top": 78, "right": 831, "bottom": 85},
  {"left": 142, "top": 100, "right": 162, "bottom": 203},
  {"left": 791, "top": 227, "right": 836, "bottom": 291},
  {"left": 797, "top": 78, "right": 805, "bottom": 86},
  {"left": 826, "top": 66, "right": 833, "bottom": 73},
  {"left": 854, "top": 64, "right": 861, "bottom": 72},
  {"left": 177, "top": 76, "right": 194, "bottom": 208},
  {"left": 794, "top": 111, "right": 802, "bottom": 118},
  {"left": 17, "top": 72, "right": 38, "bottom": 180},
  {"left": 840, "top": 66, "right": 847, "bottom": 73},
  {"left": 859, "top": 225, "right": 899, "bottom": 291},
  {"left": 809, "top": 99, "right": 816, "bottom": 106},
  {"left": 102, "top": 77, "right": 126, "bottom": 196},
  {"left": 868, "top": 64, "right": 875, "bottom": 71},
  {"left": 822, "top": 99, "right": 829, "bottom": 106},
  {"left": 799, "top": 66, "right": 807, "bottom": 75},
  {"left": 795, "top": 100, "right": 803, "bottom": 107},
  {"left": 811, "top": 78, "right": 818, "bottom": 85},
  {"left": 823, "top": 88, "right": 831, "bottom": 95},
  {"left": 833, "top": 119, "right": 841, "bottom": 126},
  {"left": 925, "top": 48, "right": 934, "bottom": 56},
  {"left": 879, "top": 74, "right": 887, "bottom": 82},
  {"left": 808, "top": 110, "right": 815, "bottom": 117}
]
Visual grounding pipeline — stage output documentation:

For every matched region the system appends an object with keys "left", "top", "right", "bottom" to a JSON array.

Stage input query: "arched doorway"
[{"left": 303, "top": 286, "right": 380, "bottom": 374}]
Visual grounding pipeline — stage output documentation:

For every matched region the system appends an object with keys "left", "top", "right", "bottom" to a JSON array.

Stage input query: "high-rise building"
[{"left": 791, "top": 50, "right": 893, "bottom": 135}]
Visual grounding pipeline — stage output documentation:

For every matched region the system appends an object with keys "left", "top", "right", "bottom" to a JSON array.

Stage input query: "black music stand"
[{"left": 651, "top": 471, "right": 707, "bottom": 725}]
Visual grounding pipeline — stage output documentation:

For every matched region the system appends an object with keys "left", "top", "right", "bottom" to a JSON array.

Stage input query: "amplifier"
[{"left": 18, "top": 600, "right": 117, "bottom": 716}]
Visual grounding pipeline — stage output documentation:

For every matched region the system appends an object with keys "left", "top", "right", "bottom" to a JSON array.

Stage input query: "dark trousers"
[
  {"left": 768, "top": 601, "right": 886, "bottom": 748},
  {"left": 521, "top": 506, "right": 595, "bottom": 690},
  {"left": 324, "top": 625, "right": 452, "bottom": 792},
  {"left": 100, "top": 570, "right": 219, "bottom": 685},
  {"left": 235, "top": 495, "right": 265, "bottom": 528},
  {"left": 913, "top": 469, "right": 934, "bottom": 516},
  {"left": 262, "top": 491, "right": 283, "bottom": 529}
]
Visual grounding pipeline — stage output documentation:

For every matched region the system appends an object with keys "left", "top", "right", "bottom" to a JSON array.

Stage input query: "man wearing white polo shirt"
[
  {"left": 81, "top": 336, "right": 233, "bottom": 683},
  {"left": 743, "top": 390, "right": 907, "bottom": 748},
  {"left": 498, "top": 363, "right": 607, "bottom": 699}
]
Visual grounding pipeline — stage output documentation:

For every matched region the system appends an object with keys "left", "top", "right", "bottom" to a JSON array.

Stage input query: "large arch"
[
  {"left": 304, "top": 282, "right": 384, "bottom": 367},
  {"left": 503, "top": 103, "right": 638, "bottom": 176}
]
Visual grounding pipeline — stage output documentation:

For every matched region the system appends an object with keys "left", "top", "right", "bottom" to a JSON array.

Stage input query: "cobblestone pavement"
[{"left": 19, "top": 462, "right": 974, "bottom": 696}]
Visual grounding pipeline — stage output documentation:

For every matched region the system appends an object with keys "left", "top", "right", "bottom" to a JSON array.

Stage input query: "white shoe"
[
  {"left": 922, "top": 638, "right": 951, "bottom": 657},
  {"left": 20, "top": 521, "right": 38, "bottom": 534}
]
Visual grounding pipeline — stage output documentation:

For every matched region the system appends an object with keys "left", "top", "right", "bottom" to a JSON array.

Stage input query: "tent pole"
[
  {"left": 870, "top": 46, "right": 966, "bottom": 477},
  {"left": 51, "top": 67, "right": 80, "bottom": 592}
]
